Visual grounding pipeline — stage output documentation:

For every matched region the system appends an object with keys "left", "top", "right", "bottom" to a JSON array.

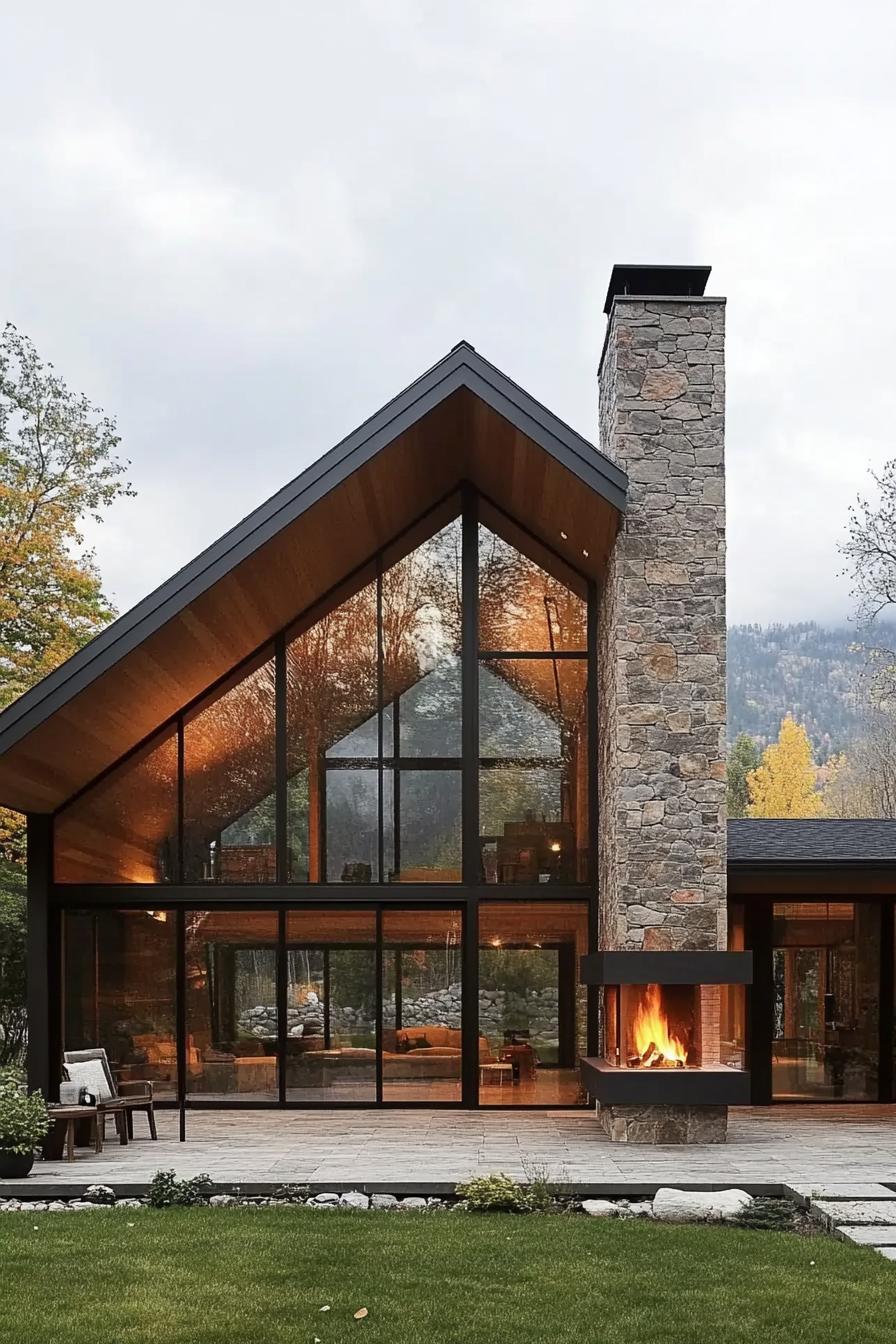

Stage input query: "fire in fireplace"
[{"left": 580, "top": 951, "right": 753, "bottom": 1108}]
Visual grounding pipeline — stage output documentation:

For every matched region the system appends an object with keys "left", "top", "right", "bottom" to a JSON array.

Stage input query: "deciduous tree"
[{"left": 747, "top": 716, "right": 823, "bottom": 819}]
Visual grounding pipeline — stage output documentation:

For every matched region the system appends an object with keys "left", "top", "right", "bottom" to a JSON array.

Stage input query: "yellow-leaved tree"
[{"left": 747, "top": 715, "right": 823, "bottom": 818}]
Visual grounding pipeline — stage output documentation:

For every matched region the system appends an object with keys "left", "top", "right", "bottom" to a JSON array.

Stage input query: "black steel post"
[{"left": 26, "top": 814, "right": 52, "bottom": 1098}]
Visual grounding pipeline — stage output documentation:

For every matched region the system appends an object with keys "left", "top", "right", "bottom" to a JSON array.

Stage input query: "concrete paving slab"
[
  {"left": 786, "top": 1183, "right": 896, "bottom": 1202},
  {"left": 838, "top": 1226, "right": 896, "bottom": 1246},
  {"left": 812, "top": 1200, "right": 896, "bottom": 1227}
]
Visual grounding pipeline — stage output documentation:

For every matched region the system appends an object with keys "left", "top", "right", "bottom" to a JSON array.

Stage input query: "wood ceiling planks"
[{"left": 0, "top": 388, "right": 620, "bottom": 813}]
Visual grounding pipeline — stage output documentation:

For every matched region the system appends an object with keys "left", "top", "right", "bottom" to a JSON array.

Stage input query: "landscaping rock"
[
  {"left": 340, "top": 1191, "right": 370, "bottom": 1210},
  {"left": 370, "top": 1194, "right": 398, "bottom": 1210},
  {"left": 115, "top": 1199, "right": 144, "bottom": 1209},
  {"left": 209, "top": 1194, "right": 236, "bottom": 1207},
  {"left": 48, "top": 1201, "right": 67, "bottom": 1212},
  {"left": 66, "top": 1200, "right": 112, "bottom": 1211},
  {"left": 652, "top": 1188, "right": 752, "bottom": 1222},
  {"left": 311, "top": 1192, "right": 340, "bottom": 1205},
  {"left": 83, "top": 1185, "right": 116, "bottom": 1205},
  {"left": 582, "top": 1199, "right": 620, "bottom": 1217},
  {"left": 626, "top": 1201, "right": 654, "bottom": 1218},
  {"left": 398, "top": 1197, "right": 427, "bottom": 1210}
]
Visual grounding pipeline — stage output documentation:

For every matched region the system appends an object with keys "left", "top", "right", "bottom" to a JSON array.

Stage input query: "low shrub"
[
  {"left": 456, "top": 1173, "right": 537, "bottom": 1213},
  {"left": 732, "top": 1197, "right": 803, "bottom": 1233},
  {"left": 147, "top": 1169, "right": 213, "bottom": 1208}
]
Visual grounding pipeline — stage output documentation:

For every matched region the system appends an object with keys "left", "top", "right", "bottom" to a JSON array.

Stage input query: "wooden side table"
[{"left": 45, "top": 1105, "right": 101, "bottom": 1161}]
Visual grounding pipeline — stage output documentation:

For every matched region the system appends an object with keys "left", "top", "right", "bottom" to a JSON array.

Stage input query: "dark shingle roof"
[{"left": 728, "top": 819, "right": 896, "bottom": 864}]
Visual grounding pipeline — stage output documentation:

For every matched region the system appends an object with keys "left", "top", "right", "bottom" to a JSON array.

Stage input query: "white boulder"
[
  {"left": 652, "top": 1188, "right": 753, "bottom": 1222},
  {"left": 581, "top": 1199, "right": 621, "bottom": 1217}
]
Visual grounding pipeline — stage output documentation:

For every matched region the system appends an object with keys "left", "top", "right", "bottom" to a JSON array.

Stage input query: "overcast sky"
[{"left": 2, "top": 2, "right": 895, "bottom": 627}]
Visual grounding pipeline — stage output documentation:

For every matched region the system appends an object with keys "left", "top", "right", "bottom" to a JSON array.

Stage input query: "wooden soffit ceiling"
[{"left": 0, "top": 343, "right": 626, "bottom": 813}]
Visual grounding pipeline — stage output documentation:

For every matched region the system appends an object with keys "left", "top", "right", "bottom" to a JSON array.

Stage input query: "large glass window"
[
  {"left": 285, "top": 909, "right": 377, "bottom": 1102},
  {"left": 55, "top": 730, "right": 178, "bottom": 883},
  {"left": 63, "top": 909, "right": 177, "bottom": 1096},
  {"left": 183, "top": 656, "right": 277, "bottom": 883},
  {"left": 185, "top": 910, "right": 279, "bottom": 1099},
  {"left": 53, "top": 496, "right": 592, "bottom": 887},
  {"left": 382, "top": 907, "right": 463, "bottom": 1102},
  {"left": 287, "top": 579, "right": 378, "bottom": 882},
  {"left": 772, "top": 902, "right": 880, "bottom": 1101},
  {"left": 478, "top": 902, "right": 587, "bottom": 1104}
]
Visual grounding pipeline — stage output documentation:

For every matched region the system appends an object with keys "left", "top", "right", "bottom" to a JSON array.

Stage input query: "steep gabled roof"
[{"left": 0, "top": 341, "right": 626, "bottom": 812}]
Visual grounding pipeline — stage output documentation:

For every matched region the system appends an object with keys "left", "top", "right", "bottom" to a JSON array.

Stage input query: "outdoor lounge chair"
[{"left": 63, "top": 1047, "right": 158, "bottom": 1140}]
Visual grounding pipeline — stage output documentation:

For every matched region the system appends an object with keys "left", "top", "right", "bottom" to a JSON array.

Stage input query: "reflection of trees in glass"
[
  {"left": 383, "top": 519, "right": 462, "bottom": 755},
  {"left": 183, "top": 659, "right": 277, "bottom": 879},
  {"left": 479, "top": 527, "right": 585, "bottom": 652}
]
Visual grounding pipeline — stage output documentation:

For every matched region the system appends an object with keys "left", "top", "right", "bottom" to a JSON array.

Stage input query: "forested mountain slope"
[{"left": 727, "top": 622, "right": 896, "bottom": 761}]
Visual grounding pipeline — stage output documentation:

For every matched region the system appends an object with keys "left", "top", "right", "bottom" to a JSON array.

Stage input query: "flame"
[{"left": 631, "top": 984, "right": 689, "bottom": 1067}]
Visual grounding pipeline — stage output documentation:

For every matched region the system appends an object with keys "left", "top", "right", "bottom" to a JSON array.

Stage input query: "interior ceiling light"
[
  {"left": 560, "top": 530, "right": 568, "bottom": 540},
  {"left": 582, "top": 548, "right": 589, "bottom": 558}
]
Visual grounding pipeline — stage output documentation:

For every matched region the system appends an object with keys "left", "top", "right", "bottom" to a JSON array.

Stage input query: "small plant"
[
  {"left": 456, "top": 1173, "right": 535, "bottom": 1213},
  {"left": 732, "top": 1198, "right": 803, "bottom": 1233},
  {"left": 521, "top": 1159, "right": 566, "bottom": 1212},
  {"left": 272, "top": 1183, "right": 311, "bottom": 1203},
  {"left": 0, "top": 1068, "right": 49, "bottom": 1156},
  {"left": 147, "top": 1169, "right": 213, "bottom": 1208}
]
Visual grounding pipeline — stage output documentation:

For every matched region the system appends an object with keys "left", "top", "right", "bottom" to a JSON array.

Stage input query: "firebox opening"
[{"left": 604, "top": 982, "right": 742, "bottom": 1071}]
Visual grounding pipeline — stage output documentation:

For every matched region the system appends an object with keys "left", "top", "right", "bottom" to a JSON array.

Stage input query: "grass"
[{"left": 0, "top": 1207, "right": 893, "bottom": 1343}]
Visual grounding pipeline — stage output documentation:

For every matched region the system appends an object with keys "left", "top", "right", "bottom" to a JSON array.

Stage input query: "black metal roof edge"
[
  {"left": 602, "top": 264, "right": 713, "bottom": 315},
  {"left": 0, "top": 342, "right": 627, "bottom": 763}
]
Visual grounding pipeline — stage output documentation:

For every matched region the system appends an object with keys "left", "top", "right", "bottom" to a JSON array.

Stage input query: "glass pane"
[
  {"left": 55, "top": 730, "right": 178, "bottom": 883},
  {"left": 63, "top": 909, "right": 177, "bottom": 1097},
  {"left": 387, "top": 770, "right": 462, "bottom": 883},
  {"left": 285, "top": 908, "right": 376, "bottom": 1101},
  {"left": 479, "top": 659, "right": 586, "bottom": 757},
  {"left": 479, "top": 524, "right": 586, "bottom": 652},
  {"left": 325, "top": 769, "right": 379, "bottom": 882},
  {"left": 772, "top": 902, "right": 880, "bottom": 1100},
  {"left": 479, "top": 902, "right": 588, "bottom": 1105},
  {"left": 183, "top": 656, "right": 277, "bottom": 883},
  {"left": 479, "top": 764, "right": 585, "bottom": 883},
  {"left": 186, "top": 910, "right": 279, "bottom": 1099},
  {"left": 382, "top": 518, "right": 462, "bottom": 757},
  {"left": 382, "top": 908, "right": 463, "bottom": 1102},
  {"left": 287, "top": 581, "right": 378, "bottom": 881}
]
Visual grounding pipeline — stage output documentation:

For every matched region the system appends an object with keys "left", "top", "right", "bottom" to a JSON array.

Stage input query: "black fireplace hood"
[{"left": 580, "top": 950, "right": 753, "bottom": 986}]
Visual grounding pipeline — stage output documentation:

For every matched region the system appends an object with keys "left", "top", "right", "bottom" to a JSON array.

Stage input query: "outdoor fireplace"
[{"left": 580, "top": 952, "right": 752, "bottom": 1143}]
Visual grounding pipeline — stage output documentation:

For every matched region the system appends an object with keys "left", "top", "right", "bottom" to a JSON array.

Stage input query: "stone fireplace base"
[{"left": 598, "top": 1103, "right": 728, "bottom": 1145}]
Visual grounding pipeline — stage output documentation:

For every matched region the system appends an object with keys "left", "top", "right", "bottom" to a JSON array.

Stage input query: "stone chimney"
[{"left": 597, "top": 265, "right": 727, "bottom": 954}]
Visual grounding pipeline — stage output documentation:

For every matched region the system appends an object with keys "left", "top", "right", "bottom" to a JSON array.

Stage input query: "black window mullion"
[
  {"left": 176, "top": 907, "right": 186, "bottom": 1140},
  {"left": 275, "top": 632, "right": 288, "bottom": 884},
  {"left": 377, "top": 556, "right": 384, "bottom": 885},
  {"left": 176, "top": 715, "right": 185, "bottom": 884},
  {"left": 277, "top": 909, "right": 287, "bottom": 1104},
  {"left": 462, "top": 486, "right": 480, "bottom": 884},
  {"left": 375, "top": 907, "right": 384, "bottom": 1103}
]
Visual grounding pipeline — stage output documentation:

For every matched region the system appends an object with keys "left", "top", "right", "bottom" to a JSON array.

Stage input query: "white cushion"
[{"left": 65, "top": 1058, "right": 113, "bottom": 1102}]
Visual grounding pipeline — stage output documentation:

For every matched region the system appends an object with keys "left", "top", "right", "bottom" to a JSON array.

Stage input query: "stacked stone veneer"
[
  {"left": 237, "top": 985, "right": 569, "bottom": 1048},
  {"left": 598, "top": 295, "right": 727, "bottom": 953}
]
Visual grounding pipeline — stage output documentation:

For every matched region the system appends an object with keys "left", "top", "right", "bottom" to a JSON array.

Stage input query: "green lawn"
[{"left": 0, "top": 1207, "right": 892, "bottom": 1344}]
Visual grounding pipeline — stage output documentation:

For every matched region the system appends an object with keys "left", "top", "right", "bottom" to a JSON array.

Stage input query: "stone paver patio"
[{"left": 9, "top": 1104, "right": 896, "bottom": 1196}]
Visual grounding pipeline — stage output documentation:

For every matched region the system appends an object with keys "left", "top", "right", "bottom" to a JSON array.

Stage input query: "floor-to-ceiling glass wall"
[
  {"left": 185, "top": 910, "right": 279, "bottom": 1099},
  {"left": 771, "top": 902, "right": 880, "bottom": 1100},
  {"left": 381, "top": 908, "right": 463, "bottom": 1102},
  {"left": 285, "top": 908, "right": 377, "bottom": 1102},
  {"left": 54, "top": 491, "right": 596, "bottom": 1108},
  {"left": 62, "top": 908, "right": 178, "bottom": 1097},
  {"left": 478, "top": 902, "right": 588, "bottom": 1105}
]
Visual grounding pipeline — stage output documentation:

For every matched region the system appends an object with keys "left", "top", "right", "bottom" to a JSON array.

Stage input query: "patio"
[{"left": 12, "top": 1104, "right": 896, "bottom": 1196}]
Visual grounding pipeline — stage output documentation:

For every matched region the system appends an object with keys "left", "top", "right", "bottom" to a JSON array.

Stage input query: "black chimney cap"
[{"left": 603, "top": 264, "right": 711, "bottom": 314}]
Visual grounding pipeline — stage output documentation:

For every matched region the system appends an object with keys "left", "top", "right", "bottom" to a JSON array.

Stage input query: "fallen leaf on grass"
[
  {"left": 354, "top": 1308, "right": 369, "bottom": 1320},
  {"left": 319, "top": 1305, "right": 330, "bottom": 1312}
]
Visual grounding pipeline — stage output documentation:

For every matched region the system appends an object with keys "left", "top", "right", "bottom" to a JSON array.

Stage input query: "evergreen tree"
[{"left": 727, "top": 732, "right": 760, "bottom": 818}]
